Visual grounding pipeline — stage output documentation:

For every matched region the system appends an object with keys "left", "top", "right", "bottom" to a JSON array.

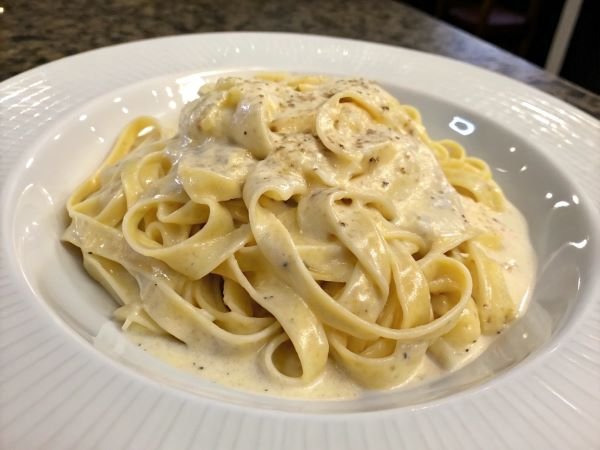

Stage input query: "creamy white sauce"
[
  {"left": 126, "top": 198, "right": 535, "bottom": 399},
  {"left": 462, "top": 197, "right": 535, "bottom": 317},
  {"left": 74, "top": 76, "right": 536, "bottom": 399}
]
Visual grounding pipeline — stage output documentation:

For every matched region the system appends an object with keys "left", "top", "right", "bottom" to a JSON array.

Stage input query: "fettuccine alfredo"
[{"left": 63, "top": 74, "right": 535, "bottom": 398}]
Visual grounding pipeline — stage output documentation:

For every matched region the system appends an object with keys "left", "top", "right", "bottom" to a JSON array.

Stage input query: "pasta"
[{"left": 63, "top": 74, "right": 534, "bottom": 393}]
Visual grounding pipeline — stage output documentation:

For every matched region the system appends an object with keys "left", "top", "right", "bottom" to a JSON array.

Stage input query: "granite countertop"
[{"left": 1, "top": 0, "right": 598, "bottom": 118}]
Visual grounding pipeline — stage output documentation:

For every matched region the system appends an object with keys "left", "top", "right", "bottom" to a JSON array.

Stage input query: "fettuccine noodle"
[{"left": 63, "top": 74, "right": 534, "bottom": 393}]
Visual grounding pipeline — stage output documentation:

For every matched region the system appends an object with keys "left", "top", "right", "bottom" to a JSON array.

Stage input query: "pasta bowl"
[{"left": 1, "top": 33, "right": 599, "bottom": 449}]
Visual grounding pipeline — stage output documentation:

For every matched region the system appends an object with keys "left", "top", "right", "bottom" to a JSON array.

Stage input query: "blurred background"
[
  {"left": 1, "top": 0, "right": 598, "bottom": 115},
  {"left": 403, "top": 0, "right": 598, "bottom": 94}
]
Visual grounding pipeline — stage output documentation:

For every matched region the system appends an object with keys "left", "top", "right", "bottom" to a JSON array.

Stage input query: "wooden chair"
[{"left": 435, "top": 0, "right": 543, "bottom": 56}]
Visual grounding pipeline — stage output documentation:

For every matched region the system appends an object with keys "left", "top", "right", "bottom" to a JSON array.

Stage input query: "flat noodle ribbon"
[{"left": 63, "top": 74, "right": 518, "bottom": 389}]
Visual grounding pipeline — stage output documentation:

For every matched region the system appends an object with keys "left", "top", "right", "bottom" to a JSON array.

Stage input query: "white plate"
[{"left": 1, "top": 32, "right": 599, "bottom": 449}]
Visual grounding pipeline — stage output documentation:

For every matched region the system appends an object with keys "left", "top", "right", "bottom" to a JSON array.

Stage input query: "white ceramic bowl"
[{"left": 1, "top": 33, "right": 599, "bottom": 449}]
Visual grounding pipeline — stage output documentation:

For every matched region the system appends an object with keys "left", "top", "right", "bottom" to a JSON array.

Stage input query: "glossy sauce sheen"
[
  {"left": 128, "top": 199, "right": 535, "bottom": 399},
  {"left": 72, "top": 76, "right": 536, "bottom": 398}
]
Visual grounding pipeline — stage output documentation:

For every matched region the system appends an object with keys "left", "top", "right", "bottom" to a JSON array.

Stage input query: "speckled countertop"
[{"left": 1, "top": 0, "right": 598, "bottom": 118}]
